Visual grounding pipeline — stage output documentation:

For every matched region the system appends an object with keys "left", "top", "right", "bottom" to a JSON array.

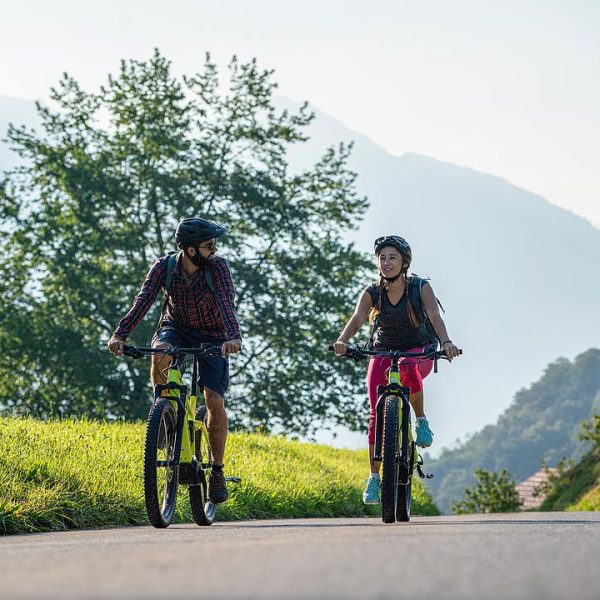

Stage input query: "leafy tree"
[
  {"left": 579, "top": 411, "right": 600, "bottom": 447},
  {"left": 0, "top": 50, "right": 371, "bottom": 434},
  {"left": 451, "top": 469, "right": 520, "bottom": 514}
]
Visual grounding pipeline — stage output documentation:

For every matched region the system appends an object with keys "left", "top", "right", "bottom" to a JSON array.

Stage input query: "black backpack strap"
[
  {"left": 157, "top": 252, "right": 179, "bottom": 329},
  {"left": 408, "top": 275, "right": 426, "bottom": 323},
  {"left": 204, "top": 266, "right": 215, "bottom": 293},
  {"left": 163, "top": 251, "right": 179, "bottom": 293}
]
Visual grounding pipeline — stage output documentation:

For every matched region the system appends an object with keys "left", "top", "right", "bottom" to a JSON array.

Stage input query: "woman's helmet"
[
  {"left": 374, "top": 235, "right": 412, "bottom": 271},
  {"left": 175, "top": 217, "right": 227, "bottom": 247}
]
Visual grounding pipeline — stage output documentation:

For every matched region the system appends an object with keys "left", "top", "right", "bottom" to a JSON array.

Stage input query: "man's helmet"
[
  {"left": 374, "top": 235, "right": 412, "bottom": 271},
  {"left": 175, "top": 217, "right": 227, "bottom": 247}
]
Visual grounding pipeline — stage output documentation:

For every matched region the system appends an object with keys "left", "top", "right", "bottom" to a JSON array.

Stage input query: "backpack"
[
  {"left": 406, "top": 275, "right": 445, "bottom": 350},
  {"left": 368, "top": 274, "right": 445, "bottom": 350},
  {"left": 157, "top": 251, "right": 215, "bottom": 326}
]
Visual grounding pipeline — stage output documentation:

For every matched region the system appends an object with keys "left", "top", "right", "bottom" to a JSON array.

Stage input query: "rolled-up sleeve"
[
  {"left": 113, "top": 259, "right": 166, "bottom": 339},
  {"left": 211, "top": 257, "right": 242, "bottom": 341}
]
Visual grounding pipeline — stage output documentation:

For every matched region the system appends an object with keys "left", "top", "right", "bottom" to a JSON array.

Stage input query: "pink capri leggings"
[{"left": 366, "top": 346, "right": 433, "bottom": 445}]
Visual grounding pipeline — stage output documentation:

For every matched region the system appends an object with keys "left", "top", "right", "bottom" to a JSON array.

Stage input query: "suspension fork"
[
  {"left": 373, "top": 360, "right": 411, "bottom": 462},
  {"left": 154, "top": 358, "right": 188, "bottom": 468}
]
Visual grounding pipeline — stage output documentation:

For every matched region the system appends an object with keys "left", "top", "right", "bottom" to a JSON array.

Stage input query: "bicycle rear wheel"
[
  {"left": 381, "top": 395, "right": 399, "bottom": 524},
  {"left": 144, "top": 397, "right": 179, "bottom": 528},
  {"left": 396, "top": 441, "right": 414, "bottom": 522},
  {"left": 189, "top": 405, "right": 216, "bottom": 526}
]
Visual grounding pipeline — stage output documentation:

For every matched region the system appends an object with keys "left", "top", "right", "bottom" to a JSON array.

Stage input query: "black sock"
[{"left": 212, "top": 463, "right": 224, "bottom": 472}]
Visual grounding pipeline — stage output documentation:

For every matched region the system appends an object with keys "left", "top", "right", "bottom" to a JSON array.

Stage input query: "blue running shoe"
[
  {"left": 362, "top": 474, "right": 381, "bottom": 505},
  {"left": 415, "top": 417, "right": 434, "bottom": 447}
]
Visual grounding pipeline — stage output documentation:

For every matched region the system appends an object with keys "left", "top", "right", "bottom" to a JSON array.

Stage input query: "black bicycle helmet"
[
  {"left": 373, "top": 235, "right": 412, "bottom": 271},
  {"left": 175, "top": 217, "right": 227, "bottom": 247}
]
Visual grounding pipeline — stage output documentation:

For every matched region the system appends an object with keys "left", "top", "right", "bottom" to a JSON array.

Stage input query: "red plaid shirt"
[{"left": 114, "top": 253, "right": 241, "bottom": 341}]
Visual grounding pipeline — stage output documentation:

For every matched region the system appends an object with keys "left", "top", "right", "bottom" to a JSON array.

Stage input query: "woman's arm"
[
  {"left": 421, "top": 282, "right": 460, "bottom": 359},
  {"left": 333, "top": 291, "right": 373, "bottom": 355}
]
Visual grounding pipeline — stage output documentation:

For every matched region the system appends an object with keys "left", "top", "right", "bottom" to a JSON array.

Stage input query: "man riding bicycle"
[{"left": 107, "top": 217, "right": 242, "bottom": 504}]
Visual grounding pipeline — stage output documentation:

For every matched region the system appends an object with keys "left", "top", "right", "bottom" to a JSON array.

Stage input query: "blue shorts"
[{"left": 152, "top": 321, "right": 229, "bottom": 398}]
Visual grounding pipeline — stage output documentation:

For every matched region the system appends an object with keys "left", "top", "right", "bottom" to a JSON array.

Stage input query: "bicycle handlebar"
[
  {"left": 327, "top": 344, "right": 463, "bottom": 362},
  {"left": 122, "top": 344, "right": 222, "bottom": 360}
]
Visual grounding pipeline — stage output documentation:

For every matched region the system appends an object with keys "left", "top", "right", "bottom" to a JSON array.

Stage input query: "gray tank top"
[{"left": 366, "top": 283, "right": 428, "bottom": 351}]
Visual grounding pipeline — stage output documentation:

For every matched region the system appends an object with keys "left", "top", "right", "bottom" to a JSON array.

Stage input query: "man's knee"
[
  {"left": 151, "top": 343, "right": 172, "bottom": 382},
  {"left": 204, "top": 389, "right": 225, "bottom": 411}
]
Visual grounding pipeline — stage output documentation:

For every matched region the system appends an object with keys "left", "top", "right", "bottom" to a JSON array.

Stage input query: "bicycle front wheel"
[
  {"left": 144, "top": 397, "right": 179, "bottom": 528},
  {"left": 189, "top": 405, "right": 216, "bottom": 526},
  {"left": 381, "top": 395, "right": 399, "bottom": 524}
]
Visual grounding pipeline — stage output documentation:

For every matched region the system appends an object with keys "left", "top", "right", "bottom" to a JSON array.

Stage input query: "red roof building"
[{"left": 515, "top": 469, "right": 557, "bottom": 510}]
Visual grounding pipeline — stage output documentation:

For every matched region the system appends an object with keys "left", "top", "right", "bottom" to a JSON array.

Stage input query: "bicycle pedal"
[
  {"left": 225, "top": 476, "right": 241, "bottom": 484},
  {"left": 416, "top": 464, "right": 434, "bottom": 479}
]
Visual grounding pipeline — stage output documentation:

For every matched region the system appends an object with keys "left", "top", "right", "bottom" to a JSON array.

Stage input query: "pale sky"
[{"left": 2, "top": 0, "right": 599, "bottom": 227}]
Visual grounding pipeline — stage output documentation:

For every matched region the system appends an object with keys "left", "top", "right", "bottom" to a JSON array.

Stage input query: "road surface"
[{"left": 1, "top": 512, "right": 599, "bottom": 599}]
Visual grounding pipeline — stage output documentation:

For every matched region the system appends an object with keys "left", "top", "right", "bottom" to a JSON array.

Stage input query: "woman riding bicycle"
[{"left": 333, "top": 235, "right": 460, "bottom": 505}]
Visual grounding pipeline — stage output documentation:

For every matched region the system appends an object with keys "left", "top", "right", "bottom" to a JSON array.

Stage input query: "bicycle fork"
[{"left": 373, "top": 361, "right": 422, "bottom": 483}]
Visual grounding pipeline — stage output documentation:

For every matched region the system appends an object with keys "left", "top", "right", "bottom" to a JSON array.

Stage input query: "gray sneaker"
[
  {"left": 362, "top": 475, "right": 381, "bottom": 505},
  {"left": 208, "top": 468, "right": 229, "bottom": 504}
]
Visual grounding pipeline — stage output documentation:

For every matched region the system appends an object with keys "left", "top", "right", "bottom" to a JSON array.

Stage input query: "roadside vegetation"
[
  {"left": 0, "top": 417, "right": 439, "bottom": 535},
  {"left": 540, "top": 414, "right": 600, "bottom": 511},
  {"left": 451, "top": 469, "right": 520, "bottom": 514},
  {"left": 426, "top": 349, "right": 600, "bottom": 513}
]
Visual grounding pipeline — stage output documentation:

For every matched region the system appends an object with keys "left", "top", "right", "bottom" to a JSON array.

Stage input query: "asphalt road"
[{"left": 1, "top": 512, "right": 599, "bottom": 600}]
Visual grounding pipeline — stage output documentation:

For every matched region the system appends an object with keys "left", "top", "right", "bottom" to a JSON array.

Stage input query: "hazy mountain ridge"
[
  {"left": 2, "top": 94, "right": 600, "bottom": 456},
  {"left": 425, "top": 348, "right": 600, "bottom": 513},
  {"left": 284, "top": 100, "right": 600, "bottom": 454}
]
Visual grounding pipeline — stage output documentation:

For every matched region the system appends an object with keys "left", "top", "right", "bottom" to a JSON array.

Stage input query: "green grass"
[
  {"left": 540, "top": 447, "right": 600, "bottom": 512},
  {"left": 0, "top": 417, "right": 439, "bottom": 534}
]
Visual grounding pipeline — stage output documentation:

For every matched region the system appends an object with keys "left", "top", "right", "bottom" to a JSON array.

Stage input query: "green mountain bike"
[
  {"left": 123, "top": 344, "right": 239, "bottom": 529},
  {"left": 332, "top": 344, "right": 458, "bottom": 523}
]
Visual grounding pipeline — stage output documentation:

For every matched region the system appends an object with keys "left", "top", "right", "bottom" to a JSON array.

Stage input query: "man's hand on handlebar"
[
  {"left": 222, "top": 338, "right": 242, "bottom": 358},
  {"left": 108, "top": 334, "right": 126, "bottom": 356}
]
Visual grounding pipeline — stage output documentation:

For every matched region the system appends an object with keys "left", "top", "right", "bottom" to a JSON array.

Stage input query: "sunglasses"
[{"left": 199, "top": 239, "right": 217, "bottom": 250}]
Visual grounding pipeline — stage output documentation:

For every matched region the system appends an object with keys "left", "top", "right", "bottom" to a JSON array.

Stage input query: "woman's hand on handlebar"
[
  {"left": 333, "top": 340, "right": 349, "bottom": 356},
  {"left": 441, "top": 340, "right": 460, "bottom": 361}
]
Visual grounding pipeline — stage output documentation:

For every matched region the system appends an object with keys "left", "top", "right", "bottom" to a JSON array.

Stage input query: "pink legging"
[{"left": 367, "top": 346, "right": 433, "bottom": 445}]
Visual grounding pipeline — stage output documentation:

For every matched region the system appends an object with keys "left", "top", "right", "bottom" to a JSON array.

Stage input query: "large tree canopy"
[{"left": 0, "top": 50, "right": 371, "bottom": 435}]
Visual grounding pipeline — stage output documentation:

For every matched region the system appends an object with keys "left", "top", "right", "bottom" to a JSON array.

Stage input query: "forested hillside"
[{"left": 424, "top": 348, "right": 600, "bottom": 513}]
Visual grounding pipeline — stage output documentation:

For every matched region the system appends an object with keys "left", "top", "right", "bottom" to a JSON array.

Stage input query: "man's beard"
[{"left": 187, "top": 249, "right": 213, "bottom": 267}]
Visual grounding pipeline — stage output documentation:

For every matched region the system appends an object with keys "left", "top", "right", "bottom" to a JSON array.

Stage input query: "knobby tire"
[
  {"left": 381, "top": 395, "right": 399, "bottom": 524},
  {"left": 144, "top": 398, "right": 178, "bottom": 528},
  {"left": 396, "top": 440, "right": 414, "bottom": 522},
  {"left": 189, "top": 405, "right": 216, "bottom": 526}
]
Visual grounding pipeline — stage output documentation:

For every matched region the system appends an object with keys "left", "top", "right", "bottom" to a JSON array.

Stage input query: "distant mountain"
[
  {"left": 424, "top": 348, "right": 600, "bottom": 513},
  {"left": 2, "top": 94, "right": 600, "bottom": 455},
  {"left": 278, "top": 98, "right": 600, "bottom": 453}
]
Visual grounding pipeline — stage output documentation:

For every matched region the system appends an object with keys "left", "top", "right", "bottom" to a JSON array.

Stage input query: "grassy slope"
[
  {"left": 0, "top": 417, "right": 438, "bottom": 534},
  {"left": 540, "top": 446, "right": 600, "bottom": 512}
]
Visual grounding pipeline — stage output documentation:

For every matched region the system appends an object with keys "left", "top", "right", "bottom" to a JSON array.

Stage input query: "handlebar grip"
[{"left": 122, "top": 345, "right": 143, "bottom": 359}]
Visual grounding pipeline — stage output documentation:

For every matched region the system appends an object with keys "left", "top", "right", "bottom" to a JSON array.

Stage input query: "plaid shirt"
[{"left": 114, "top": 253, "right": 241, "bottom": 342}]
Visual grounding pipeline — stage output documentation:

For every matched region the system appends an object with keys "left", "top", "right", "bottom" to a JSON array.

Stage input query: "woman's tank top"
[{"left": 365, "top": 283, "right": 428, "bottom": 351}]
